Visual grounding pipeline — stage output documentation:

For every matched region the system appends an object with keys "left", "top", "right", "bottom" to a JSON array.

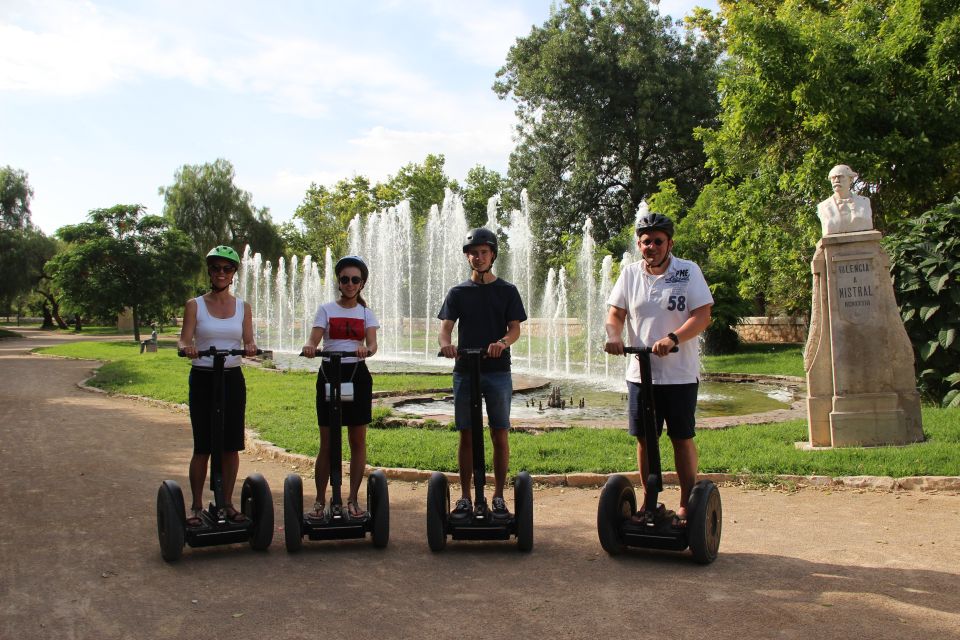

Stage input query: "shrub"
[{"left": 884, "top": 197, "right": 960, "bottom": 407}]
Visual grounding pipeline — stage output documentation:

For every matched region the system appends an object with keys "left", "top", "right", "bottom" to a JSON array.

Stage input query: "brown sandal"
[
  {"left": 347, "top": 499, "right": 368, "bottom": 520},
  {"left": 223, "top": 504, "right": 248, "bottom": 523},
  {"left": 306, "top": 501, "right": 326, "bottom": 521},
  {"left": 186, "top": 507, "right": 204, "bottom": 527}
]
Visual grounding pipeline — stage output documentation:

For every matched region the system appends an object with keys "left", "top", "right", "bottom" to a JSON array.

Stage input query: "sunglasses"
[
  {"left": 640, "top": 238, "right": 667, "bottom": 247},
  {"left": 208, "top": 264, "right": 237, "bottom": 274},
  {"left": 339, "top": 275, "right": 363, "bottom": 285}
]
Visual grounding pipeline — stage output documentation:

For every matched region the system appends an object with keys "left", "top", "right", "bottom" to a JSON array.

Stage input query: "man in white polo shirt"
[{"left": 604, "top": 210, "right": 713, "bottom": 528}]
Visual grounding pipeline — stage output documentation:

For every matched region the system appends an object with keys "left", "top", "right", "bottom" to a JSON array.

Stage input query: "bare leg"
[
  {"left": 188, "top": 453, "right": 210, "bottom": 510},
  {"left": 490, "top": 428, "right": 509, "bottom": 499},
  {"left": 346, "top": 425, "right": 367, "bottom": 507},
  {"left": 458, "top": 430, "right": 473, "bottom": 500},
  {"left": 672, "top": 437, "right": 699, "bottom": 517}
]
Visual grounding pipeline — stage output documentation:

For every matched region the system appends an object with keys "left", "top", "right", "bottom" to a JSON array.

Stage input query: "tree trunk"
[
  {"left": 132, "top": 306, "right": 141, "bottom": 342},
  {"left": 40, "top": 303, "right": 55, "bottom": 329}
]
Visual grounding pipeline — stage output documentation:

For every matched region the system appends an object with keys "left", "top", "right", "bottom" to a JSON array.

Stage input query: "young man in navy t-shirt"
[{"left": 438, "top": 228, "right": 527, "bottom": 522}]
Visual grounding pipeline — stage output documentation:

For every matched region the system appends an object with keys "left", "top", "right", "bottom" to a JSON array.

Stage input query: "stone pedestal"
[{"left": 803, "top": 230, "right": 923, "bottom": 447}]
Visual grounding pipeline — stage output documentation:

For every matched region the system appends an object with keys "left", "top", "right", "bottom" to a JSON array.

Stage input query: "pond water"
[
  {"left": 271, "top": 352, "right": 795, "bottom": 420},
  {"left": 392, "top": 379, "right": 792, "bottom": 421}
]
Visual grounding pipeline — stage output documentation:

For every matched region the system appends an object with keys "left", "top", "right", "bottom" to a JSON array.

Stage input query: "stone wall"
[{"left": 734, "top": 316, "right": 808, "bottom": 343}]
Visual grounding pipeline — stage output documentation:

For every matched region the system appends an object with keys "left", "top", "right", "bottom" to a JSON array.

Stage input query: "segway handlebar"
[
  {"left": 177, "top": 347, "right": 263, "bottom": 357},
  {"left": 436, "top": 348, "right": 503, "bottom": 357},
  {"left": 298, "top": 350, "right": 370, "bottom": 358},
  {"left": 622, "top": 346, "right": 679, "bottom": 355}
]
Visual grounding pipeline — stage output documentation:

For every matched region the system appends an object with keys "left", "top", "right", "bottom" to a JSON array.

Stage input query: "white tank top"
[{"left": 191, "top": 296, "right": 245, "bottom": 368}]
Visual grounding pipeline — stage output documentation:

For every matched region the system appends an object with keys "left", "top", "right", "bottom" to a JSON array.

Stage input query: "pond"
[{"left": 271, "top": 351, "right": 796, "bottom": 420}]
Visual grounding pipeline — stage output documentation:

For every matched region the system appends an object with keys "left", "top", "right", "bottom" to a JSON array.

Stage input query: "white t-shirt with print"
[
  {"left": 312, "top": 301, "right": 380, "bottom": 364},
  {"left": 607, "top": 255, "right": 713, "bottom": 384}
]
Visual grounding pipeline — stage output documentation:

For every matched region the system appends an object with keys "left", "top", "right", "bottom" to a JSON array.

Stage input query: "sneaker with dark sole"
[
  {"left": 491, "top": 496, "right": 511, "bottom": 521},
  {"left": 450, "top": 497, "right": 472, "bottom": 522}
]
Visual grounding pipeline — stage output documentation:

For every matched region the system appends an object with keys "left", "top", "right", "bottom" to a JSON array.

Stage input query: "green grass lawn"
[
  {"left": 36, "top": 340, "right": 959, "bottom": 477},
  {"left": 702, "top": 343, "right": 804, "bottom": 378}
]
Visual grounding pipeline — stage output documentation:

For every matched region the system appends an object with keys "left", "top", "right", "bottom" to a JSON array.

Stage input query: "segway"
[
  {"left": 597, "top": 346, "right": 722, "bottom": 564},
  {"left": 156, "top": 347, "right": 274, "bottom": 562},
  {"left": 283, "top": 351, "right": 389, "bottom": 552},
  {"left": 426, "top": 348, "right": 533, "bottom": 552}
]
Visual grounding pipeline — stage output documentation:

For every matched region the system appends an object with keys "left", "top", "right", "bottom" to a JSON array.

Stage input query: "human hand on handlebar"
[
  {"left": 356, "top": 345, "right": 373, "bottom": 359},
  {"left": 244, "top": 342, "right": 258, "bottom": 357},
  {"left": 487, "top": 340, "right": 507, "bottom": 358},
  {"left": 604, "top": 339, "right": 625, "bottom": 356},
  {"left": 179, "top": 343, "right": 199, "bottom": 359},
  {"left": 439, "top": 344, "right": 458, "bottom": 359},
  {"left": 651, "top": 336, "right": 678, "bottom": 357},
  {"left": 301, "top": 344, "right": 317, "bottom": 358}
]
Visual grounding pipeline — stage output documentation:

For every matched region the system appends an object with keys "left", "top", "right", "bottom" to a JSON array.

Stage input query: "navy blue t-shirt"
[{"left": 437, "top": 278, "right": 527, "bottom": 373}]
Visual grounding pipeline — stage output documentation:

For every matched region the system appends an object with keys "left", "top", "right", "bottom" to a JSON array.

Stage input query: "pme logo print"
[
  {"left": 328, "top": 317, "right": 365, "bottom": 340},
  {"left": 665, "top": 269, "right": 690, "bottom": 284}
]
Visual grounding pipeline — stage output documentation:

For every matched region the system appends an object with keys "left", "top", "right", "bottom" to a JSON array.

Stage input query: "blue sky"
[{"left": 2, "top": 0, "right": 719, "bottom": 235}]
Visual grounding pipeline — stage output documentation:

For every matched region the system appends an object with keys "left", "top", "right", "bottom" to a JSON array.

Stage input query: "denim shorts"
[
  {"left": 626, "top": 381, "right": 698, "bottom": 440},
  {"left": 452, "top": 371, "right": 513, "bottom": 430}
]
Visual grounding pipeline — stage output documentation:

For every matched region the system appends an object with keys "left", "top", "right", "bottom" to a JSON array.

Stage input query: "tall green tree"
[
  {"left": 375, "top": 154, "right": 457, "bottom": 224},
  {"left": 691, "top": 0, "right": 960, "bottom": 313},
  {"left": 461, "top": 165, "right": 507, "bottom": 229},
  {"left": 292, "top": 175, "right": 378, "bottom": 259},
  {"left": 159, "top": 158, "right": 284, "bottom": 261},
  {"left": 494, "top": 0, "right": 721, "bottom": 266},
  {"left": 50, "top": 205, "right": 197, "bottom": 341},
  {"left": 0, "top": 166, "right": 51, "bottom": 309}
]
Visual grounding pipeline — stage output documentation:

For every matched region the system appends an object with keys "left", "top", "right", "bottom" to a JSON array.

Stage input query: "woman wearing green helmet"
[{"left": 176, "top": 245, "right": 259, "bottom": 526}]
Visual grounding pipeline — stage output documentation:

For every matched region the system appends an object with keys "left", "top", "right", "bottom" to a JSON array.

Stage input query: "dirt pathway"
[{"left": 1, "top": 329, "right": 959, "bottom": 640}]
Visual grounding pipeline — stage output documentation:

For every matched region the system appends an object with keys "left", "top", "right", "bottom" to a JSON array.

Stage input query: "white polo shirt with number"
[{"left": 607, "top": 255, "right": 713, "bottom": 385}]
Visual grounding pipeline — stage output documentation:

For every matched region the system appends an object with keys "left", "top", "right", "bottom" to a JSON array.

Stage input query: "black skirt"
[{"left": 316, "top": 361, "right": 373, "bottom": 427}]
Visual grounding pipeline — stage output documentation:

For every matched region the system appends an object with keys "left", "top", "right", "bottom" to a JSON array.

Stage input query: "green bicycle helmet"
[{"left": 206, "top": 245, "right": 241, "bottom": 266}]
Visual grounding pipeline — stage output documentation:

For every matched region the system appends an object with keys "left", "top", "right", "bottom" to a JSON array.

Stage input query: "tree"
[
  {"left": 375, "top": 154, "right": 457, "bottom": 225},
  {"left": 1, "top": 165, "right": 33, "bottom": 231},
  {"left": 0, "top": 166, "right": 48, "bottom": 309},
  {"left": 691, "top": 0, "right": 960, "bottom": 313},
  {"left": 292, "top": 175, "right": 379, "bottom": 259},
  {"left": 461, "top": 165, "right": 507, "bottom": 229},
  {"left": 160, "top": 158, "right": 284, "bottom": 261},
  {"left": 50, "top": 205, "right": 197, "bottom": 341},
  {"left": 494, "top": 0, "right": 722, "bottom": 266}
]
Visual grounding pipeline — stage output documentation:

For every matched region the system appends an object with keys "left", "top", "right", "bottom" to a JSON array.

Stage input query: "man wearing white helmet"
[{"left": 604, "top": 211, "right": 713, "bottom": 529}]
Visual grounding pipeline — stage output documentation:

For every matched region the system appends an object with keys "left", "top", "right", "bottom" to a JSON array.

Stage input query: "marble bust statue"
[{"left": 816, "top": 164, "right": 874, "bottom": 236}]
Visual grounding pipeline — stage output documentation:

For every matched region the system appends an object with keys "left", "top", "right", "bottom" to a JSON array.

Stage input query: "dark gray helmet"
[
  {"left": 335, "top": 255, "right": 369, "bottom": 282},
  {"left": 462, "top": 227, "right": 498, "bottom": 255},
  {"left": 635, "top": 213, "right": 675, "bottom": 239}
]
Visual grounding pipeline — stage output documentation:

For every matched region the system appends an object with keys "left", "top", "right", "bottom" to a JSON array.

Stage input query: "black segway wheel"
[
  {"left": 597, "top": 474, "right": 636, "bottom": 555},
  {"left": 367, "top": 469, "right": 390, "bottom": 548},
  {"left": 514, "top": 471, "right": 534, "bottom": 552},
  {"left": 283, "top": 474, "right": 304, "bottom": 553},
  {"left": 426, "top": 472, "right": 449, "bottom": 552},
  {"left": 157, "top": 480, "right": 186, "bottom": 562},
  {"left": 241, "top": 473, "right": 274, "bottom": 551},
  {"left": 688, "top": 479, "right": 722, "bottom": 564}
]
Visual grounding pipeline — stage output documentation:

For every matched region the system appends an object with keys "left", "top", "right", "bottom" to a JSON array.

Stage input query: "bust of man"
[{"left": 816, "top": 164, "right": 873, "bottom": 236}]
